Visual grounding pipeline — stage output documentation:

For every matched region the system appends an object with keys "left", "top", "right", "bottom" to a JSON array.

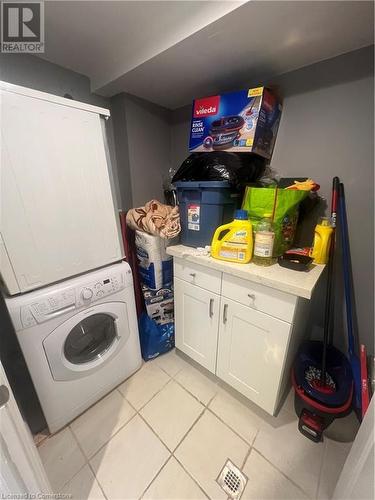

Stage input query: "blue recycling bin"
[{"left": 174, "top": 181, "right": 241, "bottom": 248}]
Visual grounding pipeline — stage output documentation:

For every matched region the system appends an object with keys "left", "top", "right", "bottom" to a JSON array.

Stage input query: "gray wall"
[
  {"left": 169, "top": 46, "right": 374, "bottom": 354},
  {"left": 171, "top": 104, "right": 193, "bottom": 169},
  {"left": 110, "top": 93, "right": 172, "bottom": 208},
  {"left": 0, "top": 53, "right": 109, "bottom": 106},
  {"left": 0, "top": 53, "right": 122, "bottom": 207},
  {"left": 110, "top": 93, "right": 133, "bottom": 209}
]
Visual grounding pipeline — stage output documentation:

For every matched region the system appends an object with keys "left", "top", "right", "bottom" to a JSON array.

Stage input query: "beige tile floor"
[{"left": 38, "top": 349, "right": 355, "bottom": 500}]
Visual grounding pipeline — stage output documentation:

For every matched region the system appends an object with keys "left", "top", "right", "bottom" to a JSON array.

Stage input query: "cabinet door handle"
[
  {"left": 248, "top": 293, "right": 256, "bottom": 301},
  {"left": 223, "top": 304, "right": 228, "bottom": 324},
  {"left": 189, "top": 273, "right": 196, "bottom": 278},
  {"left": 209, "top": 298, "right": 214, "bottom": 318}
]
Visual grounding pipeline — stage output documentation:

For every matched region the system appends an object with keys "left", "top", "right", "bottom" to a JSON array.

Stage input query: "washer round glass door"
[
  {"left": 64, "top": 313, "right": 116, "bottom": 364},
  {"left": 43, "top": 302, "right": 130, "bottom": 381}
]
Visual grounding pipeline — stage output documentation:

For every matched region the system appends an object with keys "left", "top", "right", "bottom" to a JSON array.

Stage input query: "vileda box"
[{"left": 189, "top": 87, "right": 282, "bottom": 159}]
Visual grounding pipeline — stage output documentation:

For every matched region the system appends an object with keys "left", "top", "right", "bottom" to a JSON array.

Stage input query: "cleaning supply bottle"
[
  {"left": 253, "top": 214, "right": 275, "bottom": 266},
  {"left": 310, "top": 217, "right": 333, "bottom": 264},
  {"left": 211, "top": 210, "right": 253, "bottom": 263}
]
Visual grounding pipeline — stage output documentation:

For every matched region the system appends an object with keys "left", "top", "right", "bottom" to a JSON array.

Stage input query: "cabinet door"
[
  {"left": 174, "top": 277, "right": 219, "bottom": 373},
  {"left": 217, "top": 298, "right": 292, "bottom": 414}
]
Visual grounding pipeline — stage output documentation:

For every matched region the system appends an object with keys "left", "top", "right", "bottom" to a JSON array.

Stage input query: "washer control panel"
[
  {"left": 20, "top": 270, "right": 127, "bottom": 328},
  {"left": 76, "top": 272, "right": 125, "bottom": 307}
]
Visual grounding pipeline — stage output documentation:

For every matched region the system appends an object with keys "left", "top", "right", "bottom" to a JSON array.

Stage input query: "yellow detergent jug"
[
  {"left": 211, "top": 210, "right": 253, "bottom": 263},
  {"left": 310, "top": 217, "right": 333, "bottom": 264}
]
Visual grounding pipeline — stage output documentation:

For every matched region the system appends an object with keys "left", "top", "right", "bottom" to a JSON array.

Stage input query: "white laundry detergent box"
[
  {"left": 135, "top": 231, "right": 173, "bottom": 290},
  {"left": 189, "top": 87, "right": 282, "bottom": 159},
  {"left": 142, "top": 285, "right": 174, "bottom": 325}
]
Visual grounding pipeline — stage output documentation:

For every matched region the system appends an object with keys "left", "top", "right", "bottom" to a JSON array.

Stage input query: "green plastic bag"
[{"left": 242, "top": 187, "right": 309, "bottom": 256}]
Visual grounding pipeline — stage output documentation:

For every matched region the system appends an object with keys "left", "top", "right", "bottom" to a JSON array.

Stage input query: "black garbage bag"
[{"left": 172, "top": 152, "right": 266, "bottom": 189}]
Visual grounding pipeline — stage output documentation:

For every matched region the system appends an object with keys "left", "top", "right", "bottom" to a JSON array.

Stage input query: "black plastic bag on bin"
[{"left": 172, "top": 152, "right": 266, "bottom": 189}]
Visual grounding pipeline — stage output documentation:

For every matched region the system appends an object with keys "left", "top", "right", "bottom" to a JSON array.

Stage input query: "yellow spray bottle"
[
  {"left": 211, "top": 210, "right": 253, "bottom": 263},
  {"left": 310, "top": 217, "right": 333, "bottom": 264}
]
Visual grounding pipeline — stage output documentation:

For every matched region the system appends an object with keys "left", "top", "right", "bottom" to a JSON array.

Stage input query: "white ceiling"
[
  {"left": 41, "top": 1, "right": 244, "bottom": 89},
  {"left": 40, "top": 1, "right": 374, "bottom": 109}
]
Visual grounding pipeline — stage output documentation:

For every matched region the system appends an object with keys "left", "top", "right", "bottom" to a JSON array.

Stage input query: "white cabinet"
[
  {"left": 0, "top": 82, "right": 123, "bottom": 294},
  {"left": 174, "top": 277, "right": 219, "bottom": 373},
  {"left": 217, "top": 298, "right": 292, "bottom": 414},
  {"left": 173, "top": 258, "right": 309, "bottom": 415}
]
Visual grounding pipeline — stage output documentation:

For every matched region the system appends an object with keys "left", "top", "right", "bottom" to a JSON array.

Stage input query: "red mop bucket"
[{"left": 292, "top": 341, "right": 353, "bottom": 442}]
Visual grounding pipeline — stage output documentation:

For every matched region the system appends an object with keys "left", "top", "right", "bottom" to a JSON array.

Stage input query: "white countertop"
[{"left": 167, "top": 245, "right": 325, "bottom": 299}]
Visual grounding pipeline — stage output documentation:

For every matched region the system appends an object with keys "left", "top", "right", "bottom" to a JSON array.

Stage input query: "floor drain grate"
[{"left": 216, "top": 459, "right": 247, "bottom": 499}]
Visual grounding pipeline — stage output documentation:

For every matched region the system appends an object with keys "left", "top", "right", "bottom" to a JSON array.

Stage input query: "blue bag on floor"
[{"left": 139, "top": 313, "right": 175, "bottom": 361}]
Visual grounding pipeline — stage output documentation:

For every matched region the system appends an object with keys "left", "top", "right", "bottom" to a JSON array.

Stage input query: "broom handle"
[
  {"left": 321, "top": 177, "right": 340, "bottom": 383},
  {"left": 328, "top": 178, "right": 339, "bottom": 344}
]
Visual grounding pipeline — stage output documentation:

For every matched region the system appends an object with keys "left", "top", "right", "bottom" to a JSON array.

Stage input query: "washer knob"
[{"left": 81, "top": 287, "right": 93, "bottom": 300}]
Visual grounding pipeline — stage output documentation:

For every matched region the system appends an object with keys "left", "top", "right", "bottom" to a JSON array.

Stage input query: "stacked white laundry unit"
[{"left": 1, "top": 81, "right": 141, "bottom": 433}]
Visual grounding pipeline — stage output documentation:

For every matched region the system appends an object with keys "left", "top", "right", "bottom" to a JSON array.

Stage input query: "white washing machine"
[{"left": 5, "top": 262, "right": 142, "bottom": 433}]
